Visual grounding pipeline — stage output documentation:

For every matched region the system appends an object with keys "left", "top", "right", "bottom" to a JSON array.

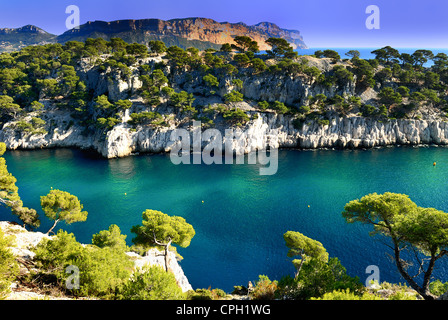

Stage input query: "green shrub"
[
  {"left": 203, "top": 74, "right": 219, "bottom": 88},
  {"left": 378, "top": 87, "right": 402, "bottom": 106},
  {"left": 232, "top": 285, "right": 248, "bottom": 295},
  {"left": 14, "top": 120, "right": 34, "bottom": 133},
  {"left": 129, "top": 112, "right": 164, "bottom": 126},
  {"left": 121, "top": 265, "right": 185, "bottom": 300},
  {"left": 33, "top": 230, "right": 84, "bottom": 279},
  {"left": 272, "top": 101, "right": 289, "bottom": 114},
  {"left": 211, "top": 288, "right": 227, "bottom": 299},
  {"left": 224, "top": 90, "right": 244, "bottom": 103},
  {"left": 233, "top": 54, "right": 251, "bottom": 68},
  {"left": 276, "top": 257, "right": 363, "bottom": 300},
  {"left": 299, "top": 105, "right": 311, "bottom": 114},
  {"left": 14, "top": 118, "right": 47, "bottom": 135},
  {"left": 33, "top": 229, "right": 133, "bottom": 299},
  {"left": 360, "top": 104, "right": 376, "bottom": 117},
  {"left": 258, "top": 101, "right": 269, "bottom": 111},
  {"left": 148, "top": 40, "right": 167, "bottom": 55},
  {"left": 94, "top": 95, "right": 113, "bottom": 110},
  {"left": 73, "top": 246, "right": 133, "bottom": 298},
  {"left": 166, "top": 46, "right": 190, "bottom": 68},
  {"left": 430, "top": 280, "right": 448, "bottom": 297},
  {"left": 332, "top": 65, "right": 354, "bottom": 87},
  {"left": 397, "top": 86, "right": 410, "bottom": 97},
  {"left": 231, "top": 79, "right": 243, "bottom": 90},
  {"left": 170, "top": 91, "right": 195, "bottom": 109},
  {"left": 92, "top": 224, "right": 128, "bottom": 252},
  {"left": 187, "top": 288, "right": 214, "bottom": 300},
  {"left": 97, "top": 117, "right": 121, "bottom": 130},
  {"left": 311, "top": 289, "right": 381, "bottom": 300},
  {"left": 388, "top": 290, "right": 417, "bottom": 300},
  {"left": 223, "top": 108, "right": 249, "bottom": 125},
  {"left": 186, "top": 288, "right": 226, "bottom": 300},
  {"left": 250, "top": 58, "right": 267, "bottom": 73},
  {"left": 250, "top": 275, "right": 278, "bottom": 300},
  {"left": 0, "top": 228, "right": 18, "bottom": 299}
]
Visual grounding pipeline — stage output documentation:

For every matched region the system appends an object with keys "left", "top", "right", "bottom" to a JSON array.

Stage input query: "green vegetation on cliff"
[{"left": 1, "top": 37, "right": 448, "bottom": 142}]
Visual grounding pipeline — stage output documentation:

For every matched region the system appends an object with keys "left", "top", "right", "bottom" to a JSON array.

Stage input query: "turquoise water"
[{"left": 2, "top": 146, "right": 448, "bottom": 292}]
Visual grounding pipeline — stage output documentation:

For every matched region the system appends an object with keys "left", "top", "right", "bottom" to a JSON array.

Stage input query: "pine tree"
[
  {"left": 40, "top": 189, "right": 88, "bottom": 234},
  {"left": 131, "top": 210, "right": 195, "bottom": 272}
]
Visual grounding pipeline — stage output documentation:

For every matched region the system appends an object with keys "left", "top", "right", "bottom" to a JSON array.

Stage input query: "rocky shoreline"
[{"left": 2, "top": 111, "right": 448, "bottom": 159}]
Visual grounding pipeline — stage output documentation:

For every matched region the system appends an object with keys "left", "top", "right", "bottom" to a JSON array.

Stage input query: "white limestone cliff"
[{"left": 2, "top": 111, "right": 448, "bottom": 159}]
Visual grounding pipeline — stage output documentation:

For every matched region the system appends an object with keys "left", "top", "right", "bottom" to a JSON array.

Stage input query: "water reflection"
[{"left": 108, "top": 156, "right": 137, "bottom": 180}]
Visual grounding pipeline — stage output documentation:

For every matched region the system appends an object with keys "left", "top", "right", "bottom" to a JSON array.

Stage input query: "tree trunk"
[
  {"left": 294, "top": 260, "right": 305, "bottom": 279},
  {"left": 163, "top": 239, "right": 173, "bottom": 272},
  {"left": 393, "top": 243, "right": 436, "bottom": 300},
  {"left": 421, "top": 254, "right": 438, "bottom": 299},
  {"left": 46, "top": 219, "right": 59, "bottom": 235},
  {"left": 294, "top": 249, "right": 305, "bottom": 279},
  {"left": 151, "top": 232, "right": 173, "bottom": 272}
]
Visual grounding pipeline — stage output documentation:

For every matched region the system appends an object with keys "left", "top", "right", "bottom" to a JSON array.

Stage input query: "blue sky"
[{"left": 0, "top": 0, "right": 447, "bottom": 48}]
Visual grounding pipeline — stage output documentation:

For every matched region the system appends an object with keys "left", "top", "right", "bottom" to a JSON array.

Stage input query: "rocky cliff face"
[
  {"left": 58, "top": 17, "right": 307, "bottom": 50},
  {"left": 91, "top": 114, "right": 448, "bottom": 156},
  {"left": 127, "top": 249, "right": 192, "bottom": 292},
  {"left": 3, "top": 108, "right": 448, "bottom": 160}
]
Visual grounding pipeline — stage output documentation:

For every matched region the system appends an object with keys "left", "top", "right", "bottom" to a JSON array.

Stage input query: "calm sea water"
[{"left": 2, "top": 146, "right": 448, "bottom": 292}]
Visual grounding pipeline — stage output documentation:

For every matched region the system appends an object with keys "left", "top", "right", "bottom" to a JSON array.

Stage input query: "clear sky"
[{"left": 0, "top": 0, "right": 447, "bottom": 48}]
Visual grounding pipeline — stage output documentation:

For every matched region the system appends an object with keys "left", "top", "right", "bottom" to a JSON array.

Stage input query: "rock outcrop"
[
  {"left": 127, "top": 249, "right": 193, "bottom": 292},
  {"left": 0, "top": 221, "right": 192, "bottom": 299},
  {"left": 296, "top": 116, "right": 448, "bottom": 149}
]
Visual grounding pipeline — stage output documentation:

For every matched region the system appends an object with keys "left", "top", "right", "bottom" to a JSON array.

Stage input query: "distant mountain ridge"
[
  {"left": 0, "top": 25, "right": 56, "bottom": 51},
  {"left": 0, "top": 17, "right": 307, "bottom": 52}
]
